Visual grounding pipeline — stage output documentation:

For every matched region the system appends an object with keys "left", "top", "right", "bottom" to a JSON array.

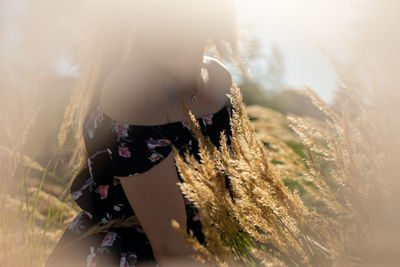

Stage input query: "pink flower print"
[
  {"left": 120, "top": 253, "right": 128, "bottom": 267},
  {"left": 192, "top": 211, "right": 201, "bottom": 221},
  {"left": 87, "top": 246, "right": 97, "bottom": 267},
  {"left": 127, "top": 251, "right": 138, "bottom": 265},
  {"left": 146, "top": 138, "right": 171, "bottom": 150},
  {"left": 120, "top": 251, "right": 138, "bottom": 267},
  {"left": 101, "top": 232, "right": 117, "bottom": 247},
  {"left": 98, "top": 185, "right": 109, "bottom": 199},
  {"left": 202, "top": 114, "right": 213, "bottom": 126},
  {"left": 114, "top": 122, "right": 129, "bottom": 138},
  {"left": 118, "top": 146, "right": 131, "bottom": 158},
  {"left": 148, "top": 152, "right": 164, "bottom": 162}
]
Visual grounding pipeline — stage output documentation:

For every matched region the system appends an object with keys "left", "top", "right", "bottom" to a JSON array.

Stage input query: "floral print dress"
[{"left": 46, "top": 98, "right": 234, "bottom": 267}]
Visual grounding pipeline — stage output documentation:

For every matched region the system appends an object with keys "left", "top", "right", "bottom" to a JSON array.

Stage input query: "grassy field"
[{"left": 0, "top": 81, "right": 398, "bottom": 266}]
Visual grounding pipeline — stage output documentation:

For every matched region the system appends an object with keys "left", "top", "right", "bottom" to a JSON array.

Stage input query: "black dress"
[{"left": 46, "top": 96, "right": 234, "bottom": 267}]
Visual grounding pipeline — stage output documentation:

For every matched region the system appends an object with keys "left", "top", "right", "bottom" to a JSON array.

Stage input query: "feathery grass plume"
[
  {"left": 0, "top": 74, "right": 40, "bottom": 196},
  {"left": 288, "top": 86, "right": 364, "bottom": 207},
  {"left": 0, "top": 70, "right": 81, "bottom": 266},
  {"left": 172, "top": 83, "right": 333, "bottom": 266},
  {"left": 243, "top": 106, "right": 328, "bottom": 213},
  {"left": 287, "top": 78, "right": 399, "bottom": 265},
  {"left": 0, "top": 73, "right": 43, "bottom": 265},
  {"left": 287, "top": 89, "right": 359, "bottom": 265},
  {"left": 286, "top": 115, "right": 339, "bottom": 203}
]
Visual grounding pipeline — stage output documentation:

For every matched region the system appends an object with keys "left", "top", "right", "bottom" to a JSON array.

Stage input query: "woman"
[{"left": 47, "top": 0, "right": 247, "bottom": 266}]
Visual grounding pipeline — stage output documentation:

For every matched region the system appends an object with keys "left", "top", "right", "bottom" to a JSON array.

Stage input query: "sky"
[
  {"left": 1, "top": 0, "right": 371, "bottom": 104},
  {"left": 235, "top": 0, "right": 370, "bottom": 103}
]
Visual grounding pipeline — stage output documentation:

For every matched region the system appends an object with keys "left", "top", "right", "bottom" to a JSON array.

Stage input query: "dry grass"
[
  {"left": 0, "top": 71, "right": 397, "bottom": 266},
  {"left": 171, "top": 83, "right": 336, "bottom": 266},
  {"left": 0, "top": 75, "right": 80, "bottom": 267},
  {"left": 169, "top": 74, "right": 399, "bottom": 266}
]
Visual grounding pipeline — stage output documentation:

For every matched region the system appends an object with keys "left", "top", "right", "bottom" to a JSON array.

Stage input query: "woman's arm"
[
  {"left": 99, "top": 62, "right": 224, "bottom": 266},
  {"left": 119, "top": 151, "right": 203, "bottom": 266}
]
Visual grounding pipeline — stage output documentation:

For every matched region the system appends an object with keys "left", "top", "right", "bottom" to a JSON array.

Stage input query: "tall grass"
[
  {"left": 0, "top": 67, "right": 396, "bottom": 266},
  {"left": 0, "top": 75, "right": 78, "bottom": 267},
  {"left": 172, "top": 80, "right": 398, "bottom": 266},
  {"left": 289, "top": 77, "right": 400, "bottom": 265},
  {"left": 171, "top": 84, "right": 335, "bottom": 266}
]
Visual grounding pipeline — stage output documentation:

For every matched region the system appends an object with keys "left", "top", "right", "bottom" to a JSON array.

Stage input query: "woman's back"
[{"left": 46, "top": 56, "right": 234, "bottom": 267}]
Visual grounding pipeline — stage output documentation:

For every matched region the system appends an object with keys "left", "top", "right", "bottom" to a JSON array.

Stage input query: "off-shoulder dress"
[{"left": 46, "top": 93, "right": 234, "bottom": 267}]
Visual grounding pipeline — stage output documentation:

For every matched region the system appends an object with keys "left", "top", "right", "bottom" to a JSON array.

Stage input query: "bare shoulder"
[{"left": 203, "top": 56, "right": 233, "bottom": 97}]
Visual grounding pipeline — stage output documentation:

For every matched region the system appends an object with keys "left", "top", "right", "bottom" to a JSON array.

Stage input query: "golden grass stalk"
[
  {"left": 172, "top": 83, "right": 333, "bottom": 266},
  {"left": 286, "top": 75, "right": 399, "bottom": 265},
  {"left": 0, "top": 72, "right": 81, "bottom": 267}
]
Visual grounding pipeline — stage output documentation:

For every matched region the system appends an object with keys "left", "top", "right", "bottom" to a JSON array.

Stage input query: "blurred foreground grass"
[
  {"left": 1, "top": 79, "right": 397, "bottom": 267},
  {"left": 0, "top": 88, "right": 325, "bottom": 266}
]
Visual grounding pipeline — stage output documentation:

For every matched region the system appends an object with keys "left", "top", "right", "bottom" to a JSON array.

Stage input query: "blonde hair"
[{"left": 58, "top": 0, "right": 248, "bottom": 188}]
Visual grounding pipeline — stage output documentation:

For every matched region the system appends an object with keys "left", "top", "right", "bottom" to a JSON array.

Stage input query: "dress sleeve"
[{"left": 87, "top": 122, "right": 173, "bottom": 186}]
